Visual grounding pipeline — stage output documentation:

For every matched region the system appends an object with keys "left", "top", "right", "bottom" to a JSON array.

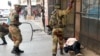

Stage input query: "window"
[
  {"left": 82, "top": 0, "right": 100, "bottom": 19},
  {"left": 81, "top": 0, "right": 100, "bottom": 40}
]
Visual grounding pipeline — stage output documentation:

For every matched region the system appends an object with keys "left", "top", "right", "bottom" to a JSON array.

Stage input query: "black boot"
[
  {"left": 52, "top": 54, "right": 56, "bottom": 56},
  {"left": 60, "top": 48, "right": 64, "bottom": 55},
  {"left": 0, "top": 37, "right": 7, "bottom": 45},
  {"left": 17, "top": 47, "right": 24, "bottom": 53},
  {"left": 11, "top": 46, "right": 19, "bottom": 54}
]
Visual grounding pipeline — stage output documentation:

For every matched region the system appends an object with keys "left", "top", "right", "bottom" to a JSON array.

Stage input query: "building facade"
[
  {"left": 75, "top": 0, "right": 100, "bottom": 54},
  {"left": 44, "top": 0, "right": 100, "bottom": 54}
]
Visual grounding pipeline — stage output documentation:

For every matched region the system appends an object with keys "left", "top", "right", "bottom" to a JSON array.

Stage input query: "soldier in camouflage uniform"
[
  {"left": 9, "top": 4, "right": 24, "bottom": 54},
  {"left": 48, "top": 0, "right": 74, "bottom": 56},
  {"left": 0, "top": 23, "right": 9, "bottom": 45}
]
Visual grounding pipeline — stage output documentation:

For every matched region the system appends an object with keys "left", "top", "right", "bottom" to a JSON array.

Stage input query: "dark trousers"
[
  {"left": 64, "top": 41, "right": 81, "bottom": 54},
  {"left": 1, "top": 36, "right": 7, "bottom": 44}
]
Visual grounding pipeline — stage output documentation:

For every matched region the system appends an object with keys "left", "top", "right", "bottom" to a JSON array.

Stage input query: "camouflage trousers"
[
  {"left": 0, "top": 32, "right": 6, "bottom": 37},
  {"left": 52, "top": 28, "right": 64, "bottom": 54},
  {"left": 9, "top": 25, "right": 22, "bottom": 47}
]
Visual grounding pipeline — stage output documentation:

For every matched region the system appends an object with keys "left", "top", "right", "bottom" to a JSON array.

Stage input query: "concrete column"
[
  {"left": 18, "top": 0, "right": 21, "bottom": 4},
  {"left": 26, "top": 0, "right": 32, "bottom": 19},
  {"left": 27, "top": 0, "right": 32, "bottom": 16},
  {"left": 42, "top": 0, "right": 45, "bottom": 30}
]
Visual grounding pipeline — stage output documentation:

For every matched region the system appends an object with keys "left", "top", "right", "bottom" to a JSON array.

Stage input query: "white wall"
[
  {"left": 20, "top": 0, "right": 37, "bottom": 5},
  {"left": 0, "top": 0, "right": 10, "bottom": 9}
]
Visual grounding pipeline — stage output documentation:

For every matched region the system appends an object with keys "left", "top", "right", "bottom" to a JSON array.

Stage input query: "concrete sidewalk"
[
  {"left": 32, "top": 17, "right": 100, "bottom": 56},
  {"left": 0, "top": 16, "right": 99, "bottom": 56},
  {"left": 0, "top": 17, "right": 52, "bottom": 56}
]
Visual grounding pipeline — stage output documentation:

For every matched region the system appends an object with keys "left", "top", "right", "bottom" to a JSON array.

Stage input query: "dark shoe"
[
  {"left": 11, "top": 50, "right": 18, "bottom": 54},
  {"left": 60, "top": 50, "right": 64, "bottom": 55},
  {"left": 60, "top": 48, "right": 64, "bottom": 55},
  {"left": 52, "top": 54, "right": 56, "bottom": 56},
  {"left": 11, "top": 51, "right": 20, "bottom": 55},
  {"left": 1, "top": 37, "right": 7, "bottom": 45},
  {"left": 18, "top": 49, "right": 24, "bottom": 53},
  {"left": 0, "top": 43, "right": 7, "bottom": 45},
  {"left": 11, "top": 46, "right": 19, "bottom": 54},
  {"left": 17, "top": 47, "right": 24, "bottom": 53}
]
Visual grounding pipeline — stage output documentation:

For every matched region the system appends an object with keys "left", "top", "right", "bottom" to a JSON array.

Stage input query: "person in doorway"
[
  {"left": 9, "top": 4, "right": 24, "bottom": 54},
  {"left": 64, "top": 37, "right": 82, "bottom": 56}
]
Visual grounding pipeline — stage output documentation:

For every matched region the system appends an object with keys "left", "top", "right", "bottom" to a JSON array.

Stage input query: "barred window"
[
  {"left": 81, "top": 0, "right": 100, "bottom": 40},
  {"left": 82, "top": 0, "right": 100, "bottom": 19}
]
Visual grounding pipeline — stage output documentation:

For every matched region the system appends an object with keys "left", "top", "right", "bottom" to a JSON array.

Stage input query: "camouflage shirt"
[{"left": 9, "top": 10, "right": 20, "bottom": 25}]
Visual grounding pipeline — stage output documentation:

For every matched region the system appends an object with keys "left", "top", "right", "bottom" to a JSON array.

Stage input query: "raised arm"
[{"left": 61, "top": 0, "right": 74, "bottom": 15}]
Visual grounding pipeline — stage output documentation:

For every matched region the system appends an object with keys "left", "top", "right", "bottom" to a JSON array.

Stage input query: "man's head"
[{"left": 14, "top": 4, "right": 21, "bottom": 13}]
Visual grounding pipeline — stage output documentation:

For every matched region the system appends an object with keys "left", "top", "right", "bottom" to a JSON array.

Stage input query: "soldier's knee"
[{"left": 15, "top": 40, "right": 21, "bottom": 44}]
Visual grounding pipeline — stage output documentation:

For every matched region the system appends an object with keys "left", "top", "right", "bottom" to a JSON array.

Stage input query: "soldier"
[
  {"left": 9, "top": 4, "right": 24, "bottom": 54},
  {"left": 48, "top": 0, "right": 74, "bottom": 56},
  {"left": 0, "top": 23, "right": 9, "bottom": 45}
]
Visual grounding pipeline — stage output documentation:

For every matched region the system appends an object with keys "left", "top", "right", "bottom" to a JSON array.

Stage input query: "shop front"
[{"left": 75, "top": 0, "right": 100, "bottom": 54}]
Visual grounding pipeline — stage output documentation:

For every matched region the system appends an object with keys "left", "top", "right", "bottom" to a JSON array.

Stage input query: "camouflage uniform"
[
  {"left": 48, "top": 0, "right": 74, "bottom": 56},
  {"left": 0, "top": 23, "right": 9, "bottom": 45},
  {"left": 9, "top": 4, "right": 24, "bottom": 54}
]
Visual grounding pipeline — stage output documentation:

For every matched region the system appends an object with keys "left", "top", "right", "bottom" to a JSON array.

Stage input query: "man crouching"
[{"left": 64, "top": 37, "right": 83, "bottom": 56}]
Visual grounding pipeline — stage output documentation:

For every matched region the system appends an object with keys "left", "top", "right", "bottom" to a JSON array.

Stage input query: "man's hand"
[{"left": 68, "top": 0, "right": 74, "bottom": 10}]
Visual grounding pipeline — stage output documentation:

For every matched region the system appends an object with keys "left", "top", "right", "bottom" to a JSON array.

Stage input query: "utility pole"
[
  {"left": 27, "top": 0, "right": 32, "bottom": 19},
  {"left": 42, "top": 0, "right": 45, "bottom": 31}
]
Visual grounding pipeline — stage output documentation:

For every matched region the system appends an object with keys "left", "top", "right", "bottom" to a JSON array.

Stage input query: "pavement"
[
  {"left": 0, "top": 16, "right": 64, "bottom": 56},
  {"left": 0, "top": 16, "right": 99, "bottom": 56}
]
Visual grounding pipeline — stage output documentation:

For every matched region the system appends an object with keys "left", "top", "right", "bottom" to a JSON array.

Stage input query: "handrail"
[{"left": 21, "top": 22, "right": 34, "bottom": 41}]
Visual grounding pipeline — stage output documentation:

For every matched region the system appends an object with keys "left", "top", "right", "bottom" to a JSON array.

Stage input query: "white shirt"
[{"left": 64, "top": 38, "right": 77, "bottom": 47}]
